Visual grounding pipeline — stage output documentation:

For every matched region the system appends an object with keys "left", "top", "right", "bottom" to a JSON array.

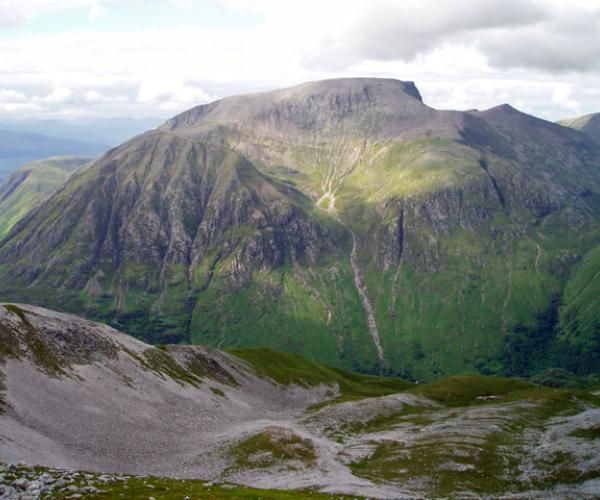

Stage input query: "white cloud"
[
  {"left": 0, "top": 0, "right": 599, "bottom": 121},
  {"left": 0, "top": 88, "right": 27, "bottom": 102},
  {"left": 32, "top": 86, "right": 73, "bottom": 103},
  {"left": 551, "top": 83, "right": 580, "bottom": 112},
  {"left": 0, "top": 102, "right": 42, "bottom": 113},
  {"left": 84, "top": 89, "right": 127, "bottom": 103},
  {"left": 88, "top": 1, "right": 107, "bottom": 21},
  {"left": 172, "top": 85, "right": 212, "bottom": 103}
]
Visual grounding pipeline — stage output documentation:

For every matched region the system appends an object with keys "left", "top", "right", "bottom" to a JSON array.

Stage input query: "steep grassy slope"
[
  {"left": 0, "top": 79, "right": 599, "bottom": 380},
  {"left": 559, "top": 112, "right": 600, "bottom": 144},
  {"left": 0, "top": 156, "right": 88, "bottom": 238},
  {"left": 0, "top": 304, "right": 598, "bottom": 498},
  {"left": 556, "top": 242, "right": 600, "bottom": 373},
  {"left": 0, "top": 131, "right": 378, "bottom": 372}
]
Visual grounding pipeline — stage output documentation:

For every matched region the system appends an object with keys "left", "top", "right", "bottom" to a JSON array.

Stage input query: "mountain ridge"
[
  {"left": 0, "top": 78, "right": 599, "bottom": 380},
  {"left": 559, "top": 112, "right": 600, "bottom": 145}
]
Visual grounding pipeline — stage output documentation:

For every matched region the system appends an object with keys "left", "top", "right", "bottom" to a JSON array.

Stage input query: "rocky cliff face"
[{"left": 0, "top": 78, "right": 599, "bottom": 379}]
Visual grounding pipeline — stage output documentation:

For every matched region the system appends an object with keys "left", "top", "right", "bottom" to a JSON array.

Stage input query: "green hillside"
[
  {"left": 0, "top": 156, "right": 89, "bottom": 238},
  {"left": 1, "top": 79, "right": 599, "bottom": 381},
  {"left": 559, "top": 112, "right": 600, "bottom": 144}
]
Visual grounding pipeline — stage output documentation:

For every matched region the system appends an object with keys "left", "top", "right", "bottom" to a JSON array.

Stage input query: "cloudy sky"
[{"left": 1, "top": 0, "right": 599, "bottom": 122}]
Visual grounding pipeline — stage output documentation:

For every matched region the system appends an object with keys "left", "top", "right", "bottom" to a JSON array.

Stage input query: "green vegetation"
[
  {"left": 140, "top": 347, "right": 203, "bottom": 387},
  {"left": 122, "top": 345, "right": 239, "bottom": 388},
  {"left": 1, "top": 85, "right": 600, "bottom": 385},
  {"left": 409, "top": 375, "right": 532, "bottom": 406},
  {"left": 569, "top": 426, "right": 600, "bottom": 440},
  {"left": 0, "top": 304, "right": 68, "bottom": 376},
  {"left": 349, "top": 376, "right": 599, "bottom": 497},
  {"left": 0, "top": 464, "right": 348, "bottom": 499},
  {"left": 88, "top": 477, "right": 344, "bottom": 499},
  {"left": 556, "top": 242, "right": 600, "bottom": 374},
  {"left": 559, "top": 112, "right": 600, "bottom": 144},
  {"left": 0, "top": 157, "right": 87, "bottom": 238},
  {"left": 184, "top": 350, "right": 239, "bottom": 387},
  {"left": 229, "top": 347, "right": 412, "bottom": 403},
  {"left": 229, "top": 429, "right": 317, "bottom": 470},
  {"left": 210, "top": 386, "right": 226, "bottom": 397}
]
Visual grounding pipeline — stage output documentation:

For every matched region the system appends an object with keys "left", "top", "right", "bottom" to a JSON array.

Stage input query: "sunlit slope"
[
  {"left": 0, "top": 156, "right": 88, "bottom": 238},
  {"left": 1, "top": 79, "right": 599, "bottom": 380}
]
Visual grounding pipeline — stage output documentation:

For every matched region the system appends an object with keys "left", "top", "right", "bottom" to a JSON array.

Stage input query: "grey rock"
[
  {"left": 39, "top": 473, "right": 55, "bottom": 484},
  {"left": 13, "top": 477, "right": 29, "bottom": 490}
]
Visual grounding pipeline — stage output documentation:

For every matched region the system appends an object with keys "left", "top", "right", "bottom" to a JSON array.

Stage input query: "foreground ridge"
[{"left": 0, "top": 303, "right": 598, "bottom": 498}]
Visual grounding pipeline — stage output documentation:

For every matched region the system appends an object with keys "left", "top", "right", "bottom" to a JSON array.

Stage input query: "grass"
[
  {"left": 569, "top": 427, "right": 600, "bottom": 440},
  {"left": 409, "top": 375, "right": 533, "bottom": 406},
  {"left": 0, "top": 303, "right": 68, "bottom": 376},
  {"left": 210, "top": 386, "right": 226, "bottom": 397},
  {"left": 229, "top": 347, "right": 412, "bottom": 404},
  {"left": 0, "top": 157, "right": 87, "bottom": 238},
  {"left": 88, "top": 477, "right": 348, "bottom": 499},
  {"left": 0, "top": 464, "right": 353, "bottom": 499},
  {"left": 228, "top": 429, "right": 317, "bottom": 470},
  {"left": 141, "top": 348, "right": 203, "bottom": 387},
  {"left": 184, "top": 349, "right": 239, "bottom": 387},
  {"left": 348, "top": 377, "right": 598, "bottom": 497}
]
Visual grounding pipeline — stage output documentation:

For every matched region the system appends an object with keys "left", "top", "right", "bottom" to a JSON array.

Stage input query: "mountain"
[
  {"left": 0, "top": 303, "right": 598, "bottom": 498},
  {"left": 559, "top": 113, "right": 600, "bottom": 144},
  {"left": 0, "top": 117, "right": 163, "bottom": 149},
  {"left": 0, "top": 156, "right": 89, "bottom": 238},
  {"left": 0, "top": 130, "right": 106, "bottom": 180},
  {"left": 0, "top": 78, "right": 599, "bottom": 381}
]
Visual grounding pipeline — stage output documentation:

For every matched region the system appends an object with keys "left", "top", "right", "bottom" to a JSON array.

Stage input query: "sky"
[{"left": 1, "top": 0, "right": 599, "bottom": 122}]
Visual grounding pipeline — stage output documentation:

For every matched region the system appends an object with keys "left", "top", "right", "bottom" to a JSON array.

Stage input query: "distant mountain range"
[
  {"left": 0, "top": 118, "right": 161, "bottom": 180},
  {"left": 0, "top": 78, "right": 598, "bottom": 383},
  {"left": 0, "top": 117, "right": 162, "bottom": 148},
  {"left": 0, "top": 130, "right": 103, "bottom": 181}
]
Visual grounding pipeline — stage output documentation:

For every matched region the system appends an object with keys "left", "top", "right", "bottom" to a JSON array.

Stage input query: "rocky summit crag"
[{"left": 0, "top": 78, "right": 599, "bottom": 381}]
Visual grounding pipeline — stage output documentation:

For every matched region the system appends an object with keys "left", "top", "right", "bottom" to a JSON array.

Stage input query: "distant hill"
[
  {"left": 0, "top": 156, "right": 89, "bottom": 238},
  {"left": 0, "top": 117, "right": 162, "bottom": 149},
  {"left": 0, "top": 130, "right": 105, "bottom": 180},
  {"left": 558, "top": 112, "right": 600, "bottom": 144}
]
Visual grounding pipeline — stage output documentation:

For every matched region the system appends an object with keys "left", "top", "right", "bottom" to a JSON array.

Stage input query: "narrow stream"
[{"left": 347, "top": 228, "right": 388, "bottom": 371}]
